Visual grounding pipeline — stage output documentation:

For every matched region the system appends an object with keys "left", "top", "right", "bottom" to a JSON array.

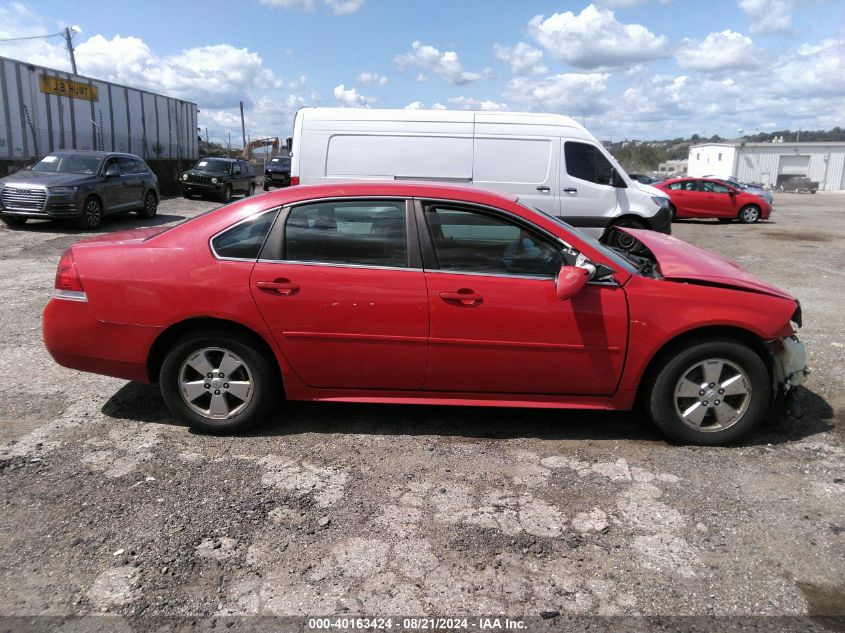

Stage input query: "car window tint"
[
  {"left": 212, "top": 211, "right": 278, "bottom": 260},
  {"left": 285, "top": 200, "right": 407, "bottom": 268},
  {"left": 424, "top": 205, "right": 562, "bottom": 277},
  {"left": 702, "top": 181, "right": 730, "bottom": 193},
  {"left": 667, "top": 182, "right": 682, "bottom": 190},
  {"left": 564, "top": 141, "right": 614, "bottom": 186},
  {"left": 134, "top": 159, "right": 149, "bottom": 174},
  {"left": 117, "top": 156, "right": 139, "bottom": 175},
  {"left": 682, "top": 181, "right": 698, "bottom": 191}
]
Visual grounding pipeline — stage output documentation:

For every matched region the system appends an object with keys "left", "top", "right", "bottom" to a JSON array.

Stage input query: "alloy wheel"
[
  {"left": 673, "top": 358, "right": 752, "bottom": 432},
  {"left": 178, "top": 347, "right": 254, "bottom": 420}
]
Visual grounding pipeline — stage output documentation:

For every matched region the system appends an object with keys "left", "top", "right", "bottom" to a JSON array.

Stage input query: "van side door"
[
  {"left": 473, "top": 119, "right": 558, "bottom": 216},
  {"left": 559, "top": 141, "right": 620, "bottom": 236}
]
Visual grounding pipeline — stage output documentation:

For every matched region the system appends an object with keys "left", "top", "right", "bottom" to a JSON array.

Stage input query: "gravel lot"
[{"left": 0, "top": 191, "right": 843, "bottom": 628}]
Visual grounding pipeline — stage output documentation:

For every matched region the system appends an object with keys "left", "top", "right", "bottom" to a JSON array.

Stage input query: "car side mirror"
[
  {"left": 555, "top": 265, "right": 590, "bottom": 301},
  {"left": 729, "top": 189, "right": 737, "bottom": 196},
  {"left": 105, "top": 165, "right": 120, "bottom": 178}
]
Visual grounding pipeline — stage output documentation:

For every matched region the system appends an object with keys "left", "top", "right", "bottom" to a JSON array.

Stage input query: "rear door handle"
[
  {"left": 440, "top": 290, "right": 483, "bottom": 306},
  {"left": 563, "top": 187, "right": 578, "bottom": 194},
  {"left": 256, "top": 279, "right": 299, "bottom": 296},
  {"left": 536, "top": 186, "right": 550, "bottom": 192}
]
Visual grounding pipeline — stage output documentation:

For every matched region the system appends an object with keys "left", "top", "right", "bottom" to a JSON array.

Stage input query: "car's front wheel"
[
  {"left": 739, "top": 205, "right": 761, "bottom": 224},
  {"left": 159, "top": 330, "right": 279, "bottom": 433},
  {"left": 76, "top": 196, "right": 103, "bottom": 230},
  {"left": 645, "top": 339, "right": 771, "bottom": 445}
]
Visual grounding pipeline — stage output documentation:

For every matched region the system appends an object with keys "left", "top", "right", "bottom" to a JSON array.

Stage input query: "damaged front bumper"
[{"left": 772, "top": 335, "right": 809, "bottom": 392}]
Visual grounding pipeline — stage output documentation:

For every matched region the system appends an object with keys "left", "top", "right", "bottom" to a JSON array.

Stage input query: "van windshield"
[{"left": 517, "top": 201, "right": 636, "bottom": 275}]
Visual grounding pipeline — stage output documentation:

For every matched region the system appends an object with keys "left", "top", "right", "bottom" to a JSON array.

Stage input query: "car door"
[
  {"left": 117, "top": 156, "right": 145, "bottom": 210},
  {"left": 557, "top": 141, "right": 620, "bottom": 234},
  {"left": 700, "top": 180, "right": 736, "bottom": 218},
  {"left": 418, "top": 202, "right": 628, "bottom": 395},
  {"left": 101, "top": 157, "right": 130, "bottom": 212},
  {"left": 249, "top": 198, "right": 429, "bottom": 390},
  {"left": 664, "top": 180, "right": 697, "bottom": 218}
]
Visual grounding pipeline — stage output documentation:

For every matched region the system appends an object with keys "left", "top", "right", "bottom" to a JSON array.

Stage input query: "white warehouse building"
[{"left": 687, "top": 141, "right": 845, "bottom": 191}]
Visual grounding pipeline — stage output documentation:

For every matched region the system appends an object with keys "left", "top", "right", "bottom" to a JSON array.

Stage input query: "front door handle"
[
  {"left": 440, "top": 290, "right": 483, "bottom": 306},
  {"left": 256, "top": 278, "right": 299, "bottom": 295},
  {"left": 536, "top": 186, "right": 550, "bottom": 192},
  {"left": 563, "top": 187, "right": 578, "bottom": 194}
]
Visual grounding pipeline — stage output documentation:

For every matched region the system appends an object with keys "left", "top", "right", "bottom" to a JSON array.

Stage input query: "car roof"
[
  {"left": 261, "top": 181, "right": 520, "bottom": 206},
  {"left": 46, "top": 150, "right": 149, "bottom": 161}
]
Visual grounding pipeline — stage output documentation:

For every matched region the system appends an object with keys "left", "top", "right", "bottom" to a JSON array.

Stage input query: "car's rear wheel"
[
  {"left": 160, "top": 330, "right": 279, "bottom": 433},
  {"left": 137, "top": 191, "right": 158, "bottom": 219},
  {"left": 220, "top": 185, "right": 232, "bottom": 204},
  {"left": 645, "top": 339, "right": 771, "bottom": 445},
  {"left": 739, "top": 205, "right": 761, "bottom": 224},
  {"left": 263, "top": 181, "right": 270, "bottom": 192},
  {"left": 668, "top": 203, "right": 677, "bottom": 221},
  {"left": 2, "top": 216, "right": 27, "bottom": 227},
  {"left": 77, "top": 197, "right": 103, "bottom": 230},
  {"left": 247, "top": 182, "right": 255, "bottom": 197}
]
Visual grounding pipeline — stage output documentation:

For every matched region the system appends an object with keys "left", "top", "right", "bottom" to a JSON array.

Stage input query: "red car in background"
[
  {"left": 43, "top": 182, "right": 806, "bottom": 445},
  {"left": 656, "top": 177, "right": 772, "bottom": 223}
]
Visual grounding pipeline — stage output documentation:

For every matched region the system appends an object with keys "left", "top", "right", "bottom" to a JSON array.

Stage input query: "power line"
[{"left": 0, "top": 32, "right": 63, "bottom": 42}]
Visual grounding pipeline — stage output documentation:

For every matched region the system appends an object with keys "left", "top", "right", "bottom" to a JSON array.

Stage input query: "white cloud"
[
  {"left": 448, "top": 96, "right": 509, "bottom": 111},
  {"left": 595, "top": 0, "right": 649, "bottom": 6},
  {"left": 395, "top": 41, "right": 491, "bottom": 85},
  {"left": 528, "top": 5, "right": 669, "bottom": 70},
  {"left": 493, "top": 43, "right": 547, "bottom": 75},
  {"left": 676, "top": 30, "right": 762, "bottom": 72},
  {"left": 260, "top": 0, "right": 364, "bottom": 13},
  {"left": 404, "top": 101, "right": 424, "bottom": 110},
  {"left": 772, "top": 39, "right": 845, "bottom": 98},
  {"left": 504, "top": 73, "right": 610, "bottom": 113},
  {"left": 739, "top": 0, "right": 794, "bottom": 34},
  {"left": 333, "top": 84, "right": 375, "bottom": 107},
  {"left": 358, "top": 72, "right": 388, "bottom": 86},
  {"left": 415, "top": 73, "right": 428, "bottom": 82}
]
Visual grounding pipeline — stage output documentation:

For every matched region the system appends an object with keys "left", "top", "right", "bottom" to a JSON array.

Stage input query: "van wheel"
[
  {"left": 159, "top": 330, "right": 279, "bottom": 433},
  {"left": 645, "top": 339, "right": 771, "bottom": 445},
  {"left": 606, "top": 219, "right": 645, "bottom": 251},
  {"left": 668, "top": 204, "right": 677, "bottom": 221}
]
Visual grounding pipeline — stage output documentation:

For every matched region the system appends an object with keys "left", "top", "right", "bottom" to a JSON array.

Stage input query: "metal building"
[
  {"left": 0, "top": 55, "right": 197, "bottom": 166},
  {"left": 687, "top": 141, "right": 845, "bottom": 191}
]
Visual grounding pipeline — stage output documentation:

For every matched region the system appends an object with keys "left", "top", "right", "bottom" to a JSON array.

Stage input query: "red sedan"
[
  {"left": 656, "top": 177, "right": 772, "bottom": 223},
  {"left": 43, "top": 182, "right": 806, "bottom": 445}
]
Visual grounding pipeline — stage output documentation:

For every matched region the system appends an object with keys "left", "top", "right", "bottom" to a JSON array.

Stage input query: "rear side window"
[
  {"left": 564, "top": 142, "right": 614, "bottom": 186},
  {"left": 702, "top": 181, "right": 730, "bottom": 193},
  {"left": 285, "top": 200, "right": 407, "bottom": 268},
  {"left": 212, "top": 211, "right": 278, "bottom": 260},
  {"left": 117, "top": 156, "right": 139, "bottom": 174}
]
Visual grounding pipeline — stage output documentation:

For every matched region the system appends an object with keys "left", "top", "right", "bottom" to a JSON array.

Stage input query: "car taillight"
[
  {"left": 54, "top": 249, "right": 87, "bottom": 301},
  {"left": 290, "top": 176, "right": 300, "bottom": 186}
]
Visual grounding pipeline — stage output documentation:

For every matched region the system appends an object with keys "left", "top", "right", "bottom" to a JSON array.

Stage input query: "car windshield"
[
  {"left": 31, "top": 154, "right": 101, "bottom": 175},
  {"left": 193, "top": 159, "right": 231, "bottom": 173},
  {"left": 517, "top": 202, "right": 636, "bottom": 275}
]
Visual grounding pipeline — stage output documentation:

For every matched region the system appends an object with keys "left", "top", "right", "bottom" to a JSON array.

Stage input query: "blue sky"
[{"left": 1, "top": 0, "right": 843, "bottom": 144}]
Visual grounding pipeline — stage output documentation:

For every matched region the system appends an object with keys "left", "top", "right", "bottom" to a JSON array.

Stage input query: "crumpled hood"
[{"left": 621, "top": 228, "right": 794, "bottom": 299}]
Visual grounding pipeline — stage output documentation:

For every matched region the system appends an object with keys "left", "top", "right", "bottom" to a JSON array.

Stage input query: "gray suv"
[{"left": 0, "top": 150, "right": 159, "bottom": 229}]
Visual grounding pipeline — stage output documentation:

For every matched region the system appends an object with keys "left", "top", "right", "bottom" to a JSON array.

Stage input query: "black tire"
[
  {"left": 137, "top": 191, "right": 158, "bottom": 219},
  {"left": 159, "top": 329, "right": 280, "bottom": 433},
  {"left": 246, "top": 182, "right": 255, "bottom": 197},
  {"left": 1, "top": 216, "right": 27, "bottom": 227},
  {"left": 668, "top": 203, "right": 677, "bottom": 221},
  {"left": 76, "top": 196, "right": 103, "bottom": 230},
  {"left": 220, "top": 185, "right": 232, "bottom": 204},
  {"left": 263, "top": 183, "right": 270, "bottom": 192},
  {"left": 738, "top": 205, "right": 761, "bottom": 224},
  {"left": 717, "top": 218, "right": 733, "bottom": 223},
  {"left": 606, "top": 218, "right": 645, "bottom": 251},
  {"left": 645, "top": 339, "right": 772, "bottom": 445}
]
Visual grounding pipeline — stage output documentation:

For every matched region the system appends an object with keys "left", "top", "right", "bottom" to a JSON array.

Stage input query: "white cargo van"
[{"left": 289, "top": 108, "right": 672, "bottom": 245}]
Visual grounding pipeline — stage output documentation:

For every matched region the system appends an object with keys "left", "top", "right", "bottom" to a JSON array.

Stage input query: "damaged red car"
[{"left": 43, "top": 183, "right": 807, "bottom": 445}]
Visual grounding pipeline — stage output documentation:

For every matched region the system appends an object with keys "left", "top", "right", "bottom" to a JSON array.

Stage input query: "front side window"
[
  {"left": 212, "top": 210, "right": 278, "bottom": 260},
  {"left": 702, "top": 181, "right": 730, "bottom": 194},
  {"left": 564, "top": 141, "right": 614, "bottom": 186},
  {"left": 117, "top": 156, "right": 138, "bottom": 174},
  {"left": 424, "top": 205, "right": 562, "bottom": 277},
  {"left": 285, "top": 200, "right": 407, "bottom": 268}
]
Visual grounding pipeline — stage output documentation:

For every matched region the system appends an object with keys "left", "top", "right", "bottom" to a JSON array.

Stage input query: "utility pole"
[
  {"left": 227, "top": 132, "right": 231, "bottom": 158},
  {"left": 63, "top": 27, "right": 79, "bottom": 75},
  {"left": 239, "top": 101, "right": 247, "bottom": 151}
]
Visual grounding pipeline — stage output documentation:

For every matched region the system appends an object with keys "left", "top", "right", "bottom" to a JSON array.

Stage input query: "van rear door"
[{"left": 473, "top": 116, "right": 558, "bottom": 215}]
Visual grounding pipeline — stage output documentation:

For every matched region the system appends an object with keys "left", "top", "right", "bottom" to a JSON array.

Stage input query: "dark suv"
[
  {"left": 0, "top": 151, "right": 159, "bottom": 229},
  {"left": 180, "top": 158, "right": 256, "bottom": 202},
  {"left": 263, "top": 155, "right": 291, "bottom": 191}
]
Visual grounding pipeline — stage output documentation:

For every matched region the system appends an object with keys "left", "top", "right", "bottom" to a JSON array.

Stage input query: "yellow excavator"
[{"left": 241, "top": 137, "right": 280, "bottom": 159}]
